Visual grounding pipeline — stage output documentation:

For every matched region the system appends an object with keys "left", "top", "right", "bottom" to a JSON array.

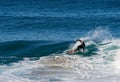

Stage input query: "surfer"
[{"left": 68, "top": 39, "right": 85, "bottom": 54}]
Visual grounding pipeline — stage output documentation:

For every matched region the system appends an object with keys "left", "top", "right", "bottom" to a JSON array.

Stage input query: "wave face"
[
  {"left": 0, "top": 40, "right": 71, "bottom": 64},
  {"left": 0, "top": 28, "right": 120, "bottom": 82}
]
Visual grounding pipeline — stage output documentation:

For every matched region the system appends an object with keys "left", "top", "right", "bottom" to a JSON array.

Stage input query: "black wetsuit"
[{"left": 75, "top": 41, "right": 85, "bottom": 52}]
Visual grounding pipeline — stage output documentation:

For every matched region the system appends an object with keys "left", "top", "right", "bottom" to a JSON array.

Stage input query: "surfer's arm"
[{"left": 72, "top": 41, "right": 81, "bottom": 50}]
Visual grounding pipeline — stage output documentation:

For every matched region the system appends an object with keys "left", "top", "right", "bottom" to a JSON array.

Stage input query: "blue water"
[{"left": 0, "top": 0, "right": 120, "bottom": 82}]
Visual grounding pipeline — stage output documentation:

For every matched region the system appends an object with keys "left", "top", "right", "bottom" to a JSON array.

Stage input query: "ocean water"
[{"left": 0, "top": 0, "right": 120, "bottom": 82}]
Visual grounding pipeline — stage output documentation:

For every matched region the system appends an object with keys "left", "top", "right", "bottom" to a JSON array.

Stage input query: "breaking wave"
[{"left": 0, "top": 28, "right": 120, "bottom": 82}]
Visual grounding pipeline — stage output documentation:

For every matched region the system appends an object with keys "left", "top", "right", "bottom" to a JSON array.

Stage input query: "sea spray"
[{"left": 81, "top": 27, "right": 113, "bottom": 43}]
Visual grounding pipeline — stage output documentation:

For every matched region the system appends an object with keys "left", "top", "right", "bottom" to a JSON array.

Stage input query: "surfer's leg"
[
  {"left": 74, "top": 47, "right": 79, "bottom": 52},
  {"left": 77, "top": 45, "right": 85, "bottom": 53}
]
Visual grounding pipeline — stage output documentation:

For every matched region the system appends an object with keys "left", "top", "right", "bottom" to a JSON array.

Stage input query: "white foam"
[
  {"left": 0, "top": 52, "right": 117, "bottom": 82},
  {"left": 82, "top": 27, "right": 113, "bottom": 43}
]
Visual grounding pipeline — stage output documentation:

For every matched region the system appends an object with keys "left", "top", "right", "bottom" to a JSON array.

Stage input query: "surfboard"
[
  {"left": 66, "top": 49, "right": 84, "bottom": 55},
  {"left": 66, "top": 49, "right": 75, "bottom": 55}
]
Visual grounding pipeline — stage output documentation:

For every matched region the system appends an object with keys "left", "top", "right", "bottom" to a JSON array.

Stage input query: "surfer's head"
[{"left": 76, "top": 39, "right": 82, "bottom": 42}]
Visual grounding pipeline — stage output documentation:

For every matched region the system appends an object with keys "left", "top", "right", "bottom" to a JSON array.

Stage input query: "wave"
[
  {"left": 0, "top": 39, "right": 120, "bottom": 81},
  {"left": 0, "top": 40, "right": 97, "bottom": 64},
  {"left": 0, "top": 28, "right": 120, "bottom": 81},
  {"left": 0, "top": 28, "right": 118, "bottom": 64},
  {"left": 0, "top": 10, "right": 120, "bottom": 18}
]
